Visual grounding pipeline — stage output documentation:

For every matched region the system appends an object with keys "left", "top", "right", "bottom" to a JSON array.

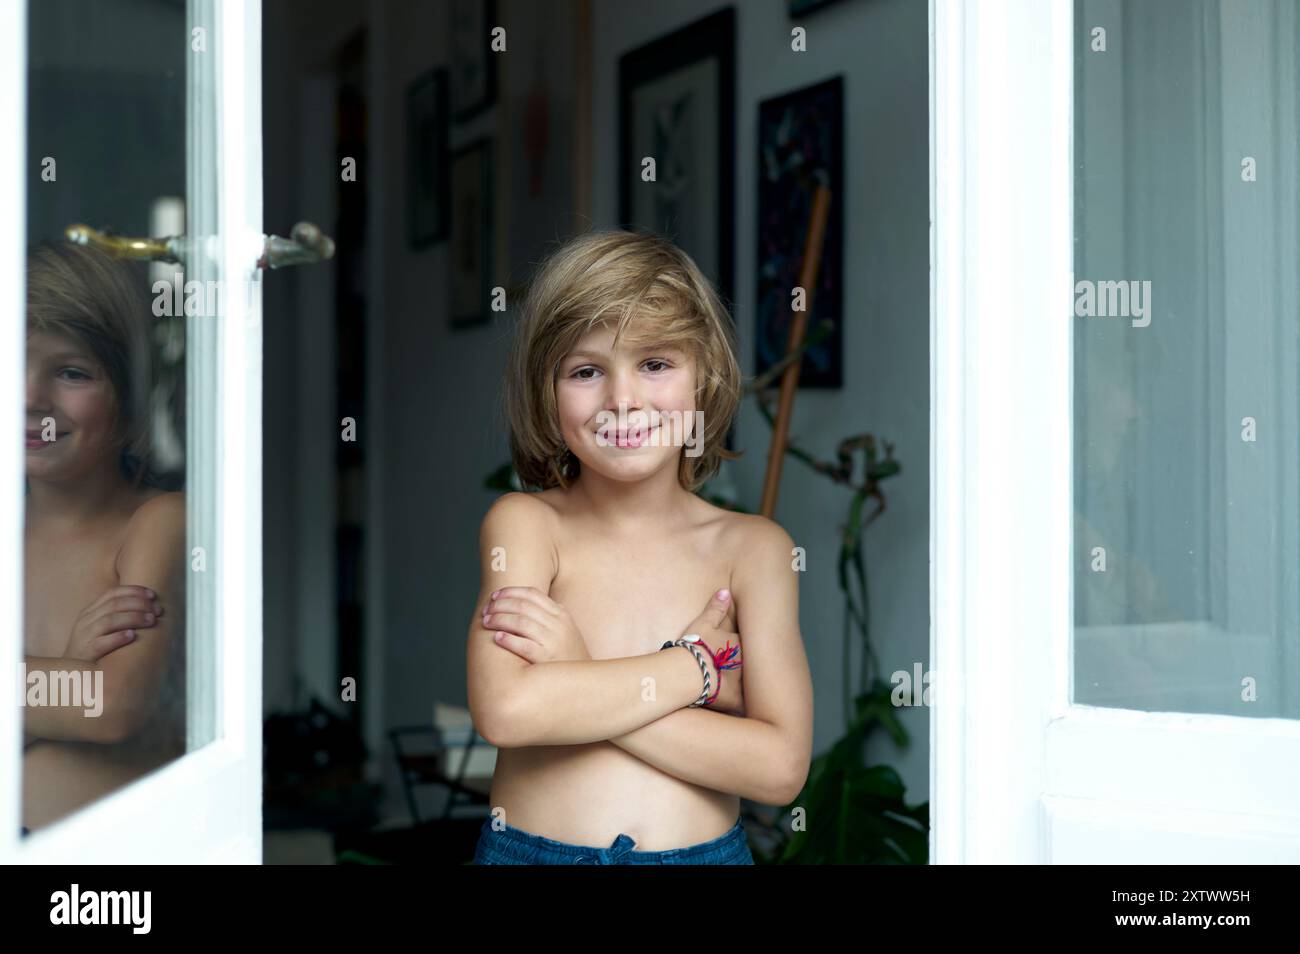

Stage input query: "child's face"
[
  {"left": 25, "top": 329, "right": 124, "bottom": 482},
  {"left": 554, "top": 322, "right": 699, "bottom": 485}
]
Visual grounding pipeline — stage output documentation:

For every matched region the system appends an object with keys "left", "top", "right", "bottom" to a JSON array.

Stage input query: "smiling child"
[
  {"left": 22, "top": 242, "right": 186, "bottom": 833},
  {"left": 466, "top": 229, "right": 814, "bottom": 865}
]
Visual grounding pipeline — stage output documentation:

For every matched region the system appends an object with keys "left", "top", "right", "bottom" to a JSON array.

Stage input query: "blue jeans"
[{"left": 473, "top": 816, "right": 755, "bottom": 865}]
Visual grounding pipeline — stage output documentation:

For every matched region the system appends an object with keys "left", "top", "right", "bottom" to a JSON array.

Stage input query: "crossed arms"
[
  {"left": 465, "top": 492, "right": 814, "bottom": 806},
  {"left": 24, "top": 493, "right": 186, "bottom": 746}
]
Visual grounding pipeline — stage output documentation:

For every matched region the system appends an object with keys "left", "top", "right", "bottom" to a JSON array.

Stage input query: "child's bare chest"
[
  {"left": 548, "top": 528, "right": 734, "bottom": 660},
  {"left": 24, "top": 526, "right": 124, "bottom": 658}
]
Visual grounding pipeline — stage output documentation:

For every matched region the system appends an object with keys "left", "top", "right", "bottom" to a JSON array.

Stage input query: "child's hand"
[
  {"left": 683, "top": 590, "right": 746, "bottom": 716},
  {"left": 708, "top": 599, "right": 745, "bottom": 716},
  {"left": 709, "top": 659, "right": 745, "bottom": 716},
  {"left": 63, "top": 585, "right": 164, "bottom": 662},
  {"left": 484, "top": 586, "right": 591, "bottom": 663}
]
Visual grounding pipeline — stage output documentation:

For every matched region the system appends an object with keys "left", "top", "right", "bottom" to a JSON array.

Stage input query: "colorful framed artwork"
[{"left": 756, "top": 75, "right": 844, "bottom": 388}]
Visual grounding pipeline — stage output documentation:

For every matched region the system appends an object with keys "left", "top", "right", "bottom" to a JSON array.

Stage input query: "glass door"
[
  {"left": 1, "top": 0, "right": 263, "bottom": 862},
  {"left": 932, "top": 0, "right": 1300, "bottom": 862}
]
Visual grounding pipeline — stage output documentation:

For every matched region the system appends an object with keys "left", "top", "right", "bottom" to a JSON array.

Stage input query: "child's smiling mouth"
[
  {"left": 25, "top": 428, "right": 68, "bottom": 449},
  {"left": 597, "top": 424, "right": 659, "bottom": 449}
]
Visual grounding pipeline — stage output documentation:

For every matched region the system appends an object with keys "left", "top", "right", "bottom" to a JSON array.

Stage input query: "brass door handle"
[
  {"left": 65, "top": 221, "right": 336, "bottom": 270},
  {"left": 65, "top": 223, "right": 186, "bottom": 263}
]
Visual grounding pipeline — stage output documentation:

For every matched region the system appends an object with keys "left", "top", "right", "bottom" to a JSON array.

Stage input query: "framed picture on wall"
[
  {"left": 406, "top": 69, "right": 448, "bottom": 248},
  {"left": 756, "top": 75, "right": 844, "bottom": 388},
  {"left": 450, "top": 0, "right": 497, "bottom": 122},
  {"left": 449, "top": 137, "right": 494, "bottom": 328},
  {"left": 618, "top": 6, "right": 735, "bottom": 308}
]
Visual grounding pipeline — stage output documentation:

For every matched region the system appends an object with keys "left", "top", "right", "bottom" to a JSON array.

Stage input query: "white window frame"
[
  {"left": 931, "top": 0, "right": 1300, "bottom": 863},
  {"left": 0, "top": 0, "right": 263, "bottom": 863}
]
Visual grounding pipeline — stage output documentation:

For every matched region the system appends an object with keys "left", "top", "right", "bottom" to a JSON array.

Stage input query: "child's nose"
[{"left": 605, "top": 366, "right": 643, "bottom": 408}]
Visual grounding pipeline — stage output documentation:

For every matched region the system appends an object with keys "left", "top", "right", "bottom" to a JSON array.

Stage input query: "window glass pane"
[
  {"left": 1074, "top": 0, "right": 1300, "bottom": 718},
  {"left": 21, "top": 0, "right": 218, "bottom": 836}
]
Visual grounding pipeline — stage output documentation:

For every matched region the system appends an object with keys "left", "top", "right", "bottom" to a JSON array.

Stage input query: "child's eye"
[
  {"left": 57, "top": 367, "right": 92, "bottom": 382},
  {"left": 571, "top": 366, "right": 600, "bottom": 380},
  {"left": 643, "top": 359, "right": 671, "bottom": 373}
]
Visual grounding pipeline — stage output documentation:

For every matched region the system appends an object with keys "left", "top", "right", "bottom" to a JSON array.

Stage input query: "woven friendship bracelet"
[
  {"left": 660, "top": 635, "right": 712, "bottom": 707},
  {"left": 693, "top": 637, "right": 742, "bottom": 706},
  {"left": 696, "top": 637, "right": 742, "bottom": 672}
]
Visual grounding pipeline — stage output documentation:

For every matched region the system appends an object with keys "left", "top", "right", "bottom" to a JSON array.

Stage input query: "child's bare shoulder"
[
  {"left": 479, "top": 491, "right": 564, "bottom": 553},
  {"left": 479, "top": 491, "right": 560, "bottom": 579},
  {"left": 481, "top": 489, "right": 562, "bottom": 527},
  {"left": 115, "top": 491, "right": 186, "bottom": 577},
  {"left": 124, "top": 491, "right": 186, "bottom": 539},
  {"left": 701, "top": 500, "right": 795, "bottom": 556}
]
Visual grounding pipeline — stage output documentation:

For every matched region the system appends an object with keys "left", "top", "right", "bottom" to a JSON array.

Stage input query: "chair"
[{"left": 388, "top": 719, "right": 492, "bottom": 825}]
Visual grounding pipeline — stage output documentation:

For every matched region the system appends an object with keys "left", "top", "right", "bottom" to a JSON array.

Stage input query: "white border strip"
[
  {"left": 0, "top": 0, "right": 27, "bottom": 862},
  {"left": 929, "top": 0, "right": 966, "bottom": 866}
]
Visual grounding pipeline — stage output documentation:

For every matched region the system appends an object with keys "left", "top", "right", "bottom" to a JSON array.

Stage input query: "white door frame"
[
  {"left": 0, "top": 0, "right": 29, "bottom": 863},
  {"left": 1, "top": 0, "right": 263, "bottom": 863},
  {"left": 931, "top": 0, "right": 1300, "bottom": 863}
]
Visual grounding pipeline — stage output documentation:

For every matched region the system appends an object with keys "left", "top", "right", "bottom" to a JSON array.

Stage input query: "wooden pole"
[{"left": 759, "top": 181, "right": 832, "bottom": 519}]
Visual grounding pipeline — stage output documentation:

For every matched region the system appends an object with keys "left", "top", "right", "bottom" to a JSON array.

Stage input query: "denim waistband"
[{"left": 475, "top": 815, "right": 751, "bottom": 865}]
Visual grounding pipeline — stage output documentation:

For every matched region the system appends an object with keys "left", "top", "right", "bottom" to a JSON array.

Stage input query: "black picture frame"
[
  {"left": 449, "top": 137, "right": 494, "bottom": 328},
  {"left": 450, "top": 0, "right": 498, "bottom": 123},
  {"left": 755, "top": 75, "right": 844, "bottom": 389},
  {"left": 618, "top": 6, "right": 736, "bottom": 310},
  {"left": 406, "top": 69, "right": 449, "bottom": 248}
]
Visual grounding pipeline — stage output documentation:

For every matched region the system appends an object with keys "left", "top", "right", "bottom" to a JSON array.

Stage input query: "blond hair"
[
  {"left": 503, "top": 229, "right": 742, "bottom": 492},
  {"left": 26, "top": 241, "right": 159, "bottom": 488}
]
